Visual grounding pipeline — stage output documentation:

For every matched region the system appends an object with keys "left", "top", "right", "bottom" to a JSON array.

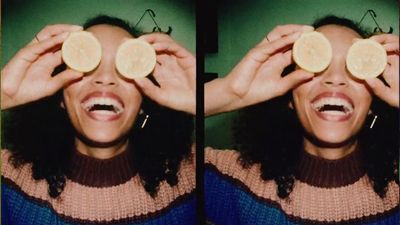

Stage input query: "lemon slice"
[
  {"left": 115, "top": 39, "right": 156, "bottom": 79},
  {"left": 346, "top": 39, "right": 387, "bottom": 79},
  {"left": 61, "top": 31, "right": 102, "bottom": 72},
  {"left": 293, "top": 31, "right": 332, "bottom": 73}
]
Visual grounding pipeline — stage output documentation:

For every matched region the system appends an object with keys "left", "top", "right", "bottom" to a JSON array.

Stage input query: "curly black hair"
[
  {"left": 2, "top": 15, "right": 194, "bottom": 198},
  {"left": 233, "top": 15, "right": 399, "bottom": 199}
]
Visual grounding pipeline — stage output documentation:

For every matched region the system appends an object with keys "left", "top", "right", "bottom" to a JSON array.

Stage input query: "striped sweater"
[
  {"left": 1, "top": 149, "right": 195, "bottom": 225},
  {"left": 205, "top": 148, "right": 399, "bottom": 225}
]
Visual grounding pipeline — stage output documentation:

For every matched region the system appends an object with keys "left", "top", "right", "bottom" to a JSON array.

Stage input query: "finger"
[
  {"left": 365, "top": 78, "right": 398, "bottom": 107},
  {"left": 387, "top": 54, "right": 399, "bottom": 66},
  {"left": 47, "top": 69, "right": 83, "bottom": 95},
  {"left": 370, "top": 34, "right": 399, "bottom": 45},
  {"left": 154, "top": 54, "right": 175, "bottom": 77},
  {"left": 3, "top": 33, "right": 69, "bottom": 94},
  {"left": 382, "top": 55, "right": 399, "bottom": 84},
  {"left": 30, "top": 24, "right": 82, "bottom": 44},
  {"left": 20, "top": 32, "right": 70, "bottom": 62},
  {"left": 139, "top": 33, "right": 173, "bottom": 44},
  {"left": 156, "top": 54, "right": 171, "bottom": 65},
  {"left": 26, "top": 52, "right": 61, "bottom": 78},
  {"left": 139, "top": 33, "right": 193, "bottom": 58},
  {"left": 262, "top": 25, "right": 313, "bottom": 45},
  {"left": 133, "top": 77, "right": 164, "bottom": 103},
  {"left": 278, "top": 69, "right": 314, "bottom": 95},
  {"left": 152, "top": 41, "right": 194, "bottom": 61},
  {"left": 34, "top": 50, "right": 63, "bottom": 68},
  {"left": 152, "top": 60, "right": 171, "bottom": 83},
  {"left": 260, "top": 50, "right": 295, "bottom": 75},
  {"left": 383, "top": 42, "right": 399, "bottom": 53},
  {"left": 254, "top": 31, "right": 302, "bottom": 62},
  {"left": 281, "top": 50, "right": 294, "bottom": 67}
]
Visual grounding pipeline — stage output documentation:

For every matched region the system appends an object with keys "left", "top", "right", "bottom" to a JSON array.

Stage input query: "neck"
[
  {"left": 75, "top": 138, "right": 129, "bottom": 159},
  {"left": 303, "top": 138, "right": 358, "bottom": 160}
]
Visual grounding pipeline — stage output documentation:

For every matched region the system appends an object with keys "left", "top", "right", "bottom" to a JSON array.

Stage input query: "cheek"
[
  {"left": 124, "top": 83, "right": 143, "bottom": 103},
  {"left": 292, "top": 82, "right": 311, "bottom": 108},
  {"left": 352, "top": 83, "right": 373, "bottom": 108},
  {"left": 62, "top": 84, "right": 82, "bottom": 112}
]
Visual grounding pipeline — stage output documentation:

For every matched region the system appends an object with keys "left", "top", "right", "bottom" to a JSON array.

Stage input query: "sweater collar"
[
  {"left": 68, "top": 148, "right": 136, "bottom": 187},
  {"left": 296, "top": 149, "right": 365, "bottom": 188}
]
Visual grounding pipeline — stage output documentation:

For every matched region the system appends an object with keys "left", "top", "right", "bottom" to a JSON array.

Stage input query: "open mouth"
[
  {"left": 311, "top": 93, "right": 354, "bottom": 121},
  {"left": 80, "top": 92, "right": 125, "bottom": 121},
  {"left": 82, "top": 97, "right": 124, "bottom": 115},
  {"left": 312, "top": 97, "right": 353, "bottom": 116}
]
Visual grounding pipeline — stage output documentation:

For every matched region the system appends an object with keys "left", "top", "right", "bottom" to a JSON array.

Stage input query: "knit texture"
[
  {"left": 2, "top": 149, "right": 195, "bottom": 225},
  {"left": 205, "top": 148, "right": 399, "bottom": 225}
]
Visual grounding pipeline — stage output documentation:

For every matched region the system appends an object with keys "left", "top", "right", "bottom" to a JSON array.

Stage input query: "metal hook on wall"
[
  {"left": 358, "top": 9, "right": 393, "bottom": 34},
  {"left": 134, "top": 9, "right": 173, "bottom": 35}
]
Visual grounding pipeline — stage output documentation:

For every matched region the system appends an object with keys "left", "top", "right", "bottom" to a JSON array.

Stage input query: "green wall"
[
  {"left": 1, "top": 0, "right": 195, "bottom": 146},
  {"left": 1, "top": 0, "right": 398, "bottom": 149},
  {"left": 205, "top": 0, "right": 399, "bottom": 149},
  {"left": 2, "top": 0, "right": 195, "bottom": 67}
]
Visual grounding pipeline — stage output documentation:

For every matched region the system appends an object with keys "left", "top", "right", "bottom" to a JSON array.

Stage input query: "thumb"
[
  {"left": 365, "top": 77, "right": 398, "bottom": 107},
  {"left": 133, "top": 78, "right": 164, "bottom": 103},
  {"left": 47, "top": 69, "right": 83, "bottom": 94},
  {"left": 278, "top": 69, "right": 313, "bottom": 94}
]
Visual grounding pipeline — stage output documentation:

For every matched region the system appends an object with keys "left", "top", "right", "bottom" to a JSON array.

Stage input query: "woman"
[
  {"left": 204, "top": 16, "right": 399, "bottom": 224},
  {"left": 1, "top": 15, "right": 196, "bottom": 224}
]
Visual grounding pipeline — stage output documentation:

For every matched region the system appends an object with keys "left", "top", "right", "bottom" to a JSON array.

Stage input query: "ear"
[{"left": 60, "top": 101, "right": 65, "bottom": 109}]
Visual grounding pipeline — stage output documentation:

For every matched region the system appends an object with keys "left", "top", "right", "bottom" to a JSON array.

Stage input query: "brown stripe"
[
  {"left": 3, "top": 176, "right": 194, "bottom": 224},
  {"left": 206, "top": 163, "right": 399, "bottom": 225},
  {"left": 68, "top": 148, "right": 136, "bottom": 187},
  {"left": 2, "top": 150, "right": 195, "bottom": 221},
  {"left": 205, "top": 148, "right": 399, "bottom": 222},
  {"left": 296, "top": 149, "right": 365, "bottom": 187}
]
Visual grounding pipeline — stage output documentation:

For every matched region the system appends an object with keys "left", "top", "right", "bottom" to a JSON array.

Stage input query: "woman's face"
[
  {"left": 292, "top": 25, "right": 372, "bottom": 149},
  {"left": 63, "top": 24, "right": 142, "bottom": 146}
]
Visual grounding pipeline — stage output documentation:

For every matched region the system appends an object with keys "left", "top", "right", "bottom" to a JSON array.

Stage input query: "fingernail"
[
  {"left": 352, "top": 38, "right": 363, "bottom": 43},
  {"left": 61, "top": 32, "right": 70, "bottom": 38},
  {"left": 72, "top": 25, "right": 83, "bottom": 31},
  {"left": 302, "top": 25, "right": 314, "bottom": 32},
  {"left": 293, "top": 32, "right": 302, "bottom": 39}
]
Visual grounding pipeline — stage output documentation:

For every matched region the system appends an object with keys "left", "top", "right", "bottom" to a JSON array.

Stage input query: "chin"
[
  {"left": 79, "top": 129, "right": 130, "bottom": 147},
  {"left": 308, "top": 130, "right": 356, "bottom": 148}
]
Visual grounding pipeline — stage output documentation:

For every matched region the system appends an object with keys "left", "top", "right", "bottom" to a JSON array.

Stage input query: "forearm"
[
  {"left": 204, "top": 78, "right": 247, "bottom": 116},
  {"left": 1, "top": 84, "right": 14, "bottom": 110}
]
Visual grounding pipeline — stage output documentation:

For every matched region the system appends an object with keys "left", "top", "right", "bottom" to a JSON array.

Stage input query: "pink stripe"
[
  {"left": 205, "top": 147, "right": 399, "bottom": 222},
  {"left": 2, "top": 150, "right": 195, "bottom": 221}
]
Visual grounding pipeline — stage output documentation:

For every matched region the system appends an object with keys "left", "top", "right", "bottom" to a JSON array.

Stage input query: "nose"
[
  {"left": 90, "top": 67, "right": 119, "bottom": 87},
  {"left": 320, "top": 59, "right": 349, "bottom": 88}
]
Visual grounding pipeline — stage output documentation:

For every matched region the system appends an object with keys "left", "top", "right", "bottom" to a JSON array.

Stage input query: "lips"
[
  {"left": 311, "top": 92, "right": 354, "bottom": 122},
  {"left": 81, "top": 92, "right": 125, "bottom": 121}
]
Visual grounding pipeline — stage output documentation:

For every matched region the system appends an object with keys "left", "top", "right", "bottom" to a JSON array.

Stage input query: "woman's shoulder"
[
  {"left": 205, "top": 147, "right": 241, "bottom": 167},
  {"left": 205, "top": 147, "right": 261, "bottom": 180},
  {"left": 1, "top": 149, "right": 33, "bottom": 182},
  {"left": 1, "top": 149, "right": 15, "bottom": 176}
]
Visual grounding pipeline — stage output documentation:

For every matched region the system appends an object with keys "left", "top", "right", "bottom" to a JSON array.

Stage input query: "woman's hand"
[
  {"left": 1, "top": 24, "right": 84, "bottom": 110},
  {"left": 205, "top": 25, "right": 314, "bottom": 116},
  {"left": 134, "top": 33, "right": 195, "bottom": 115},
  {"left": 365, "top": 34, "right": 399, "bottom": 108}
]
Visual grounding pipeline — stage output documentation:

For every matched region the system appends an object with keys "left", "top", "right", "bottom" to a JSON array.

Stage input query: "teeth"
[
  {"left": 312, "top": 97, "right": 353, "bottom": 114},
  {"left": 81, "top": 97, "right": 124, "bottom": 114}
]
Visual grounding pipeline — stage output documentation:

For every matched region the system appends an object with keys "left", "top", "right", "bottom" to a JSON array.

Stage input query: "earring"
[
  {"left": 368, "top": 110, "right": 378, "bottom": 129},
  {"left": 139, "top": 109, "right": 150, "bottom": 129},
  {"left": 141, "top": 114, "right": 150, "bottom": 128}
]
